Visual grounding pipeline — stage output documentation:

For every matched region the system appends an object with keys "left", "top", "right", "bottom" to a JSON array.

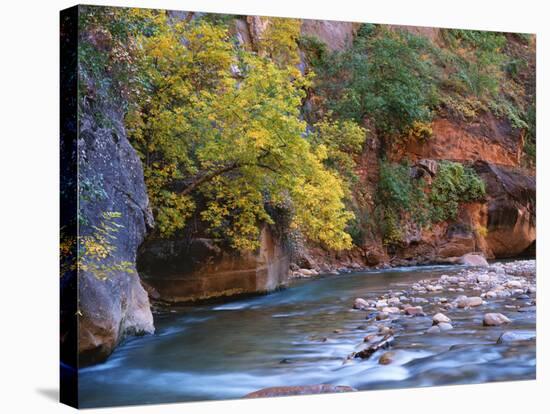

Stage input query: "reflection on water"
[{"left": 79, "top": 264, "right": 536, "bottom": 407}]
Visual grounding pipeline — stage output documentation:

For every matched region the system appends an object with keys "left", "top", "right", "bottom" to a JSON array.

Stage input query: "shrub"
[{"left": 429, "top": 161, "right": 485, "bottom": 221}]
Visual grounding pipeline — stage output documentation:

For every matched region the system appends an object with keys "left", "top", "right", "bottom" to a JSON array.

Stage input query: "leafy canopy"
[{"left": 122, "top": 14, "right": 354, "bottom": 251}]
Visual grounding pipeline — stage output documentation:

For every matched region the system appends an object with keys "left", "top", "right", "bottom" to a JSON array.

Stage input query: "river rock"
[
  {"left": 382, "top": 307, "right": 400, "bottom": 314},
  {"left": 432, "top": 313, "right": 451, "bottom": 325},
  {"left": 405, "top": 306, "right": 424, "bottom": 316},
  {"left": 426, "top": 325, "right": 441, "bottom": 334},
  {"left": 299, "top": 268, "right": 318, "bottom": 277},
  {"left": 460, "top": 253, "right": 489, "bottom": 267},
  {"left": 245, "top": 384, "right": 356, "bottom": 398},
  {"left": 506, "top": 280, "right": 523, "bottom": 289},
  {"left": 353, "top": 298, "right": 370, "bottom": 310},
  {"left": 438, "top": 322, "right": 453, "bottom": 331},
  {"left": 388, "top": 297, "right": 401, "bottom": 306},
  {"left": 477, "top": 274, "right": 490, "bottom": 283},
  {"left": 379, "top": 351, "right": 396, "bottom": 365},
  {"left": 485, "top": 291, "right": 497, "bottom": 299},
  {"left": 483, "top": 313, "right": 512, "bottom": 326},
  {"left": 456, "top": 296, "right": 483, "bottom": 308},
  {"left": 376, "top": 311, "right": 389, "bottom": 320},
  {"left": 497, "top": 331, "right": 536, "bottom": 343}
]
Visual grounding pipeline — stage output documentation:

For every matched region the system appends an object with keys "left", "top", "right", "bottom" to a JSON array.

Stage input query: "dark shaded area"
[{"left": 59, "top": 5, "right": 79, "bottom": 409}]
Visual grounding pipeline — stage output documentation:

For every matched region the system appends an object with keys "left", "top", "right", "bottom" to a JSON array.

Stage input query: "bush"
[{"left": 429, "top": 161, "right": 485, "bottom": 221}]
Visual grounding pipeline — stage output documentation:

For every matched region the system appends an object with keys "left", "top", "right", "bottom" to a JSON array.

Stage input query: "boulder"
[
  {"left": 483, "top": 313, "right": 512, "bottom": 326},
  {"left": 353, "top": 298, "right": 370, "bottom": 310},
  {"left": 432, "top": 313, "right": 451, "bottom": 325},
  {"left": 456, "top": 296, "right": 483, "bottom": 308},
  {"left": 460, "top": 254, "right": 489, "bottom": 267},
  {"left": 245, "top": 384, "right": 356, "bottom": 398},
  {"left": 405, "top": 306, "right": 424, "bottom": 316}
]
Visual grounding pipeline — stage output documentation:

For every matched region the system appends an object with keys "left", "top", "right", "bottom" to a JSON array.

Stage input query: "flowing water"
[{"left": 79, "top": 263, "right": 536, "bottom": 408}]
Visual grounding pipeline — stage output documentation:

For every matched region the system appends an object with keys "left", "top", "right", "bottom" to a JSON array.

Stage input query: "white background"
[{"left": 0, "top": 0, "right": 547, "bottom": 412}]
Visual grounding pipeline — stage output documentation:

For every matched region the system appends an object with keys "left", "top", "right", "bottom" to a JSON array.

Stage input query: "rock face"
[
  {"left": 77, "top": 95, "right": 155, "bottom": 365},
  {"left": 473, "top": 161, "right": 536, "bottom": 258},
  {"left": 301, "top": 19, "right": 355, "bottom": 51},
  {"left": 245, "top": 384, "right": 356, "bottom": 398},
  {"left": 138, "top": 225, "right": 290, "bottom": 303},
  {"left": 395, "top": 115, "right": 521, "bottom": 167}
]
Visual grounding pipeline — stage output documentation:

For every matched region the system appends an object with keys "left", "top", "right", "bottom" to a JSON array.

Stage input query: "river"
[{"left": 79, "top": 262, "right": 536, "bottom": 408}]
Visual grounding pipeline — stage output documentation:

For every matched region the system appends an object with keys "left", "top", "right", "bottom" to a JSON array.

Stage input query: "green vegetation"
[
  {"left": 79, "top": 8, "right": 533, "bottom": 256},
  {"left": 308, "top": 25, "right": 439, "bottom": 141},
  {"left": 429, "top": 161, "right": 486, "bottom": 222},
  {"left": 81, "top": 8, "right": 359, "bottom": 252},
  {"left": 376, "top": 160, "right": 485, "bottom": 247}
]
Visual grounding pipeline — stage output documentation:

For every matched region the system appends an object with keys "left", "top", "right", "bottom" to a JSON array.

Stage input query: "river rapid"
[{"left": 79, "top": 260, "right": 536, "bottom": 408}]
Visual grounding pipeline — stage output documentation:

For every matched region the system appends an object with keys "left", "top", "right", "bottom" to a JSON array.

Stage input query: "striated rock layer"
[{"left": 138, "top": 225, "right": 290, "bottom": 303}]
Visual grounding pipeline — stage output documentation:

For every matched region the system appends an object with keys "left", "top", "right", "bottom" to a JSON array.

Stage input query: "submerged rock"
[
  {"left": 438, "top": 322, "right": 454, "bottom": 331},
  {"left": 245, "top": 384, "right": 356, "bottom": 398},
  {"left": 379, "top": 351, "right": 396, "bottom": 365},
  {"left": 497, "top": 331, "right": 535, "bottom": 343}
]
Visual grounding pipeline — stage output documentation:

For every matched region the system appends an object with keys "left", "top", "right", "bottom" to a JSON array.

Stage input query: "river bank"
[{"left": 79, "top": 260, "right": 535, "bottom": 407}]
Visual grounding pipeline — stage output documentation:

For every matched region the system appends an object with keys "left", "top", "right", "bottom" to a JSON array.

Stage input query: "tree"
[{"left": 125, "top": 16, "right": 354, "bottom": 251}]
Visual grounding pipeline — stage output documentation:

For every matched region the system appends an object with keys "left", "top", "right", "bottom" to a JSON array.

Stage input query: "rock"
[
  {"left": 438, "top": 322, "right": 453, "bottom": 331},
  {"left": 405, "top": 306, "right": 424, "bottom": 316},
  {"left": 477, "top": 274, "right": 490, "bottom": 283},
  {"left": 485, "top": 291, "right": 497, "bottom": 299},
  {"left": 472, "top": 161, "right": 535, "bottom": 259},
  {"left": 426, "top": 325, "right": 441, "bottom": 334},
  {"left": 483, "top": 313, "right": 512, "bottom": 326},
  {"left": 355, "top": 334, "right": 394, "bottom": 359},
  {"left": 379, "top": 351, "right": 396, "bottom": 365},
  {"left": 460, "top": 253, "right": 489, "bottom": 267},
  {"left": 506, "top": 280, "right": 522, "bottom": 288},
  {"left": 299, "top": 268, "right": 318, "bottom": 276},
  {"left": 300, "top": 20, "right": 355, "bottom": 52},
  {"left": 456, "top": 296, "right": 483, "bottom": 308},
  {"left": 497, "top": 331, "right": 536, "bottom": 343},
  {"left": 382, "top": 307, "right": 400, "bottom": 314},
  {"left": 245, "top": 384, "right": 356, "bottom": 398},
  {"left": 432, "top": 313, "right": 451, "bottom": 325},
  {"left": 375, "top": 300, "right": 388, "bottom": 308},
  {"left": 73, "top": 87, "right": 155, "bottom": 366},
  {"left": 376, "top": 312, "right": 389, "bottom": 320},
  {"left": 353, "top": 298, "right": 370, "bottom": 310},
  {"left": 388, "top": 297, "right": 401, "bottom": 306}
]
